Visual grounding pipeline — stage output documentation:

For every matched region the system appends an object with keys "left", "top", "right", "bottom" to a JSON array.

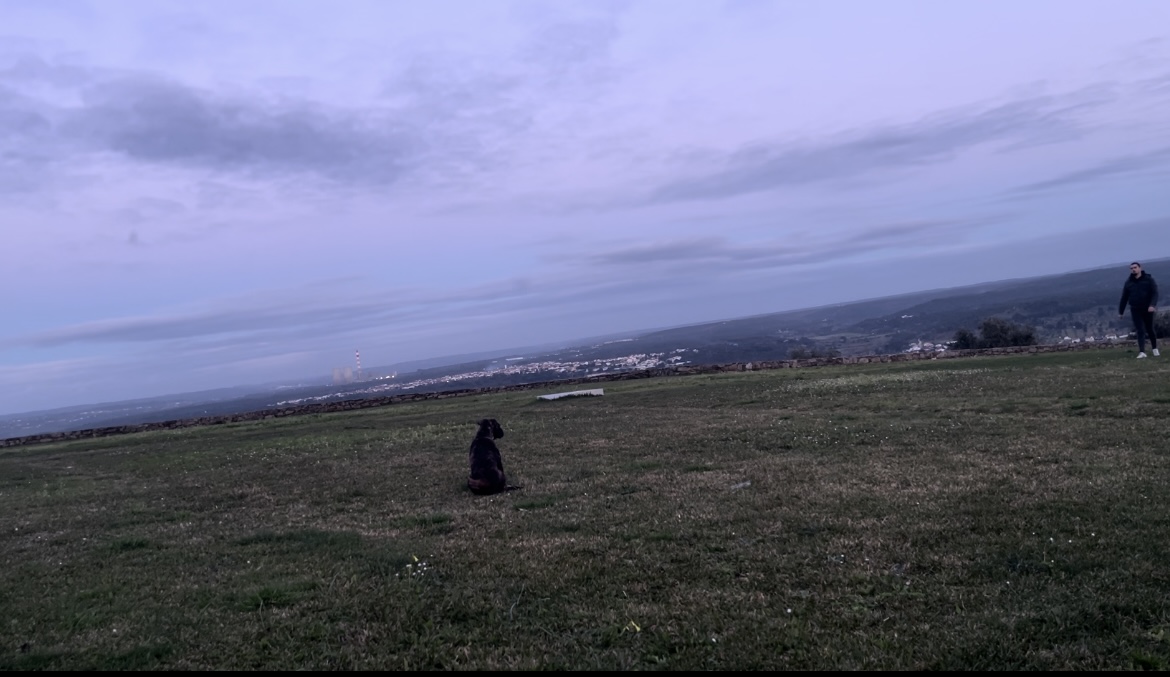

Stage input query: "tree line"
[
  {"left": 952, "top": 317, "right": 1037, "bottom": 350},
  {"left": 951, "top": 315, "right": 1170, "bottom": 349}
]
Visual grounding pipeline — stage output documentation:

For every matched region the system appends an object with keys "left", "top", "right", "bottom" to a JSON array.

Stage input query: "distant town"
[
  {"left": 898, "top": 333, "right": 1128, "bottom": 355},
  {"left": 276, "top": 349, "right": 699, "bottom": 406},
  {"left": 284, "top": 330, "right": 1142, "bottom": 407}
]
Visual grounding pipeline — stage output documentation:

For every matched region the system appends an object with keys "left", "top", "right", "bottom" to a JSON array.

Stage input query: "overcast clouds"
[{"left": 2, "top": 0, "right": 1170, "bottom": 415}]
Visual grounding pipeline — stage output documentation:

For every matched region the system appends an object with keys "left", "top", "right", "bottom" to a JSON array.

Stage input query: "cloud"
[
  {"left": 0, "top": 14, "right": 622, "bottom": 195},
  {"left": 517, "top": 16, "right": 620, "bottom": 85},
  {"left": 376, "top": 13, "right": 622, "bottom": 169},
  {"left": 0, "top": 54, "right": 93, "bottom": 88},
  {"left": 0, "top": 87, "right": 50, "bottom": 133},
  {"left": 0, "top": 83, "right": 63, "bottom": 193},
  {"left": 61, "top": 76, "right": 419, "bottom": 183},
  {"left": 4, "top": 277, "right": 537, "bottom": 350},
  {"left": 1147, "top": 73, "right": 1170, "bottom": 95},
  {"left": 1012, "top": 146, "right": 1170, "bottom": 193},
  {"left": 0, "top": 59, "right": 528, "bottom": 192},
  {"left": 647, "top": 90, "right": 1111, "bottom": 204},
  {"left": 584, "top": 217, "right": 991, "bottom": 269},
  {"left": 379, "top": 59, "right": 533, "bottom": 176}
]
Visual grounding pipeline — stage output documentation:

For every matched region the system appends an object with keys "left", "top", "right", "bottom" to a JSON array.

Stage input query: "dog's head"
[{"left": 477, "top": 418, "right": 505, "bottom": 439}]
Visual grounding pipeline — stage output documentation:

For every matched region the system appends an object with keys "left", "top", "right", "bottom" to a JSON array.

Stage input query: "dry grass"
[{"left": 2, "top": 349, "right": 1170, "bottom": 669}]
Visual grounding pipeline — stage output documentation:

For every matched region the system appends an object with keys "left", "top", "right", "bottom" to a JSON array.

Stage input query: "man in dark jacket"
[{"left": 1119, "top": 262, "right": 1160, "bottom": 358}]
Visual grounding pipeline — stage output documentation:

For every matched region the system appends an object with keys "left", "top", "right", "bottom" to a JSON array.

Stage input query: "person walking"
[{"left": 1119, "top": 261, "right": 1160, "bottom": 358}]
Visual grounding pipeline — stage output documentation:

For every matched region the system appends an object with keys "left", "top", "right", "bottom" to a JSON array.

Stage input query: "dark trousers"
[{"left": 1131, "top": 307, "right": 1158, "bottom": 352}]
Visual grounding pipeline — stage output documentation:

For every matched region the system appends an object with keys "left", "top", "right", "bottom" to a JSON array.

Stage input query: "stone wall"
[{"left": 0, "top": 341, "right": 1129, "bottom": 449}]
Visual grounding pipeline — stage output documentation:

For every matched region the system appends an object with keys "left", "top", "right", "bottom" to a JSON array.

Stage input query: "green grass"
[{"left": 2, "top": 348, "right": 1170, "bottom": 669}]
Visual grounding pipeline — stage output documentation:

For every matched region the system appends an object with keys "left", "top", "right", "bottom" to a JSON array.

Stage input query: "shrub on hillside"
[
  {"left": 787, "top": 346, "right": 842, "bottom": 360},
  {"left": 952, "top": 317, "right": 1037, "bottom": 349},
  {"left": 953, "top": 328, "right": 979, "bottom": 350},
  {"left": 1156, "top": 314, "right": 1170, "bottom": 339}
]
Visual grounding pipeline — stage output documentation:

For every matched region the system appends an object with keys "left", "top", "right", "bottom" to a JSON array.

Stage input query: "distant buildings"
[
  {"left": 904, "top": 341, "right": 947, "bottom": 354},
  {"left": 1059, "top": 334, "right": 1125, "bottom": 345},
  {"left": 280, "top": 351, "right": 695, "bottom": 407}
]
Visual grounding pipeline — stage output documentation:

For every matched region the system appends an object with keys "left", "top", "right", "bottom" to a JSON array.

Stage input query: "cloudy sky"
[{"left": 2, "top": 0, "right": 1170, "bottom": 415}]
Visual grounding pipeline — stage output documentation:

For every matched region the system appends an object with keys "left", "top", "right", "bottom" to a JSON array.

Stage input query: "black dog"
[{"left": 467, "top": 418, "right": 520, "bottom": 495}]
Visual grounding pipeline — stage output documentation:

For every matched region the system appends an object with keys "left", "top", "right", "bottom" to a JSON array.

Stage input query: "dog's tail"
[{"left": 503, "top": 485, "right": 523, "bottom": 492}]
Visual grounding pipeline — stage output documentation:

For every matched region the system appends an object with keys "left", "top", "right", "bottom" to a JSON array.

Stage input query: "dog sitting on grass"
[{"left": 467, "top": 418, "right": 521, "bottom": 495}]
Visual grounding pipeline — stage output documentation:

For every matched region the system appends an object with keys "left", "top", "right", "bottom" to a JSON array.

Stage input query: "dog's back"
[{"left": 468, "top": 418, "right": 507, "bottom": 494}]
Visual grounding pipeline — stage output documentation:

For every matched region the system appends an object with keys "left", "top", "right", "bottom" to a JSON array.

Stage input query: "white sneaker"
[
  {"left": 1154, "top": 349, "right": 1161, "bottom": 357},
  {"left": 1137, "top": 352, "right": 1147, "bottom": 359}
]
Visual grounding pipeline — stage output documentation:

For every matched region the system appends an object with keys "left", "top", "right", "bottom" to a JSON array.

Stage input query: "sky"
[{"left": 2, "top": 0, "right": 1170, "bottom": 415}]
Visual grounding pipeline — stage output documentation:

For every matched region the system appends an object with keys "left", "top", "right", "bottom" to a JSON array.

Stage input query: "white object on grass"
[{"left": 537, "top": 388, "right": 605, "bottom": 401}]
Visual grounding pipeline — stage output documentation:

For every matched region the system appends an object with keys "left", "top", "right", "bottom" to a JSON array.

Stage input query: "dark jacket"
[{"left": 1120, "top": 272, "right": 1159, "bottom": 314}]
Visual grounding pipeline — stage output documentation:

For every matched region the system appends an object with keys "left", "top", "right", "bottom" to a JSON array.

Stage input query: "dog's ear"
[{"left": 491, "top": 419, "right": 505, "bottom": 439}]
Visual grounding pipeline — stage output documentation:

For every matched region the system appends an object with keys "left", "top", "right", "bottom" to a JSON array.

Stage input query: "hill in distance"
[
  {"left": 534, "top": 257, "right": 1166, "bottom": 363},
  {"left": 1, "top": 257, "right": 1163, "bottom": 438}
]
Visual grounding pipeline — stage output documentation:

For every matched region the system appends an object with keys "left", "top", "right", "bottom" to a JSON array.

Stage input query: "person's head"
[{"left": 1131, "top": 262, "right": 1143, "bottom": 277}]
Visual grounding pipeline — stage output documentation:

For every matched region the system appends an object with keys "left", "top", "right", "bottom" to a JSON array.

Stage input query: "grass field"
[{"left": 2, "top": 348, "right": 1170, "bottom": 669}]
